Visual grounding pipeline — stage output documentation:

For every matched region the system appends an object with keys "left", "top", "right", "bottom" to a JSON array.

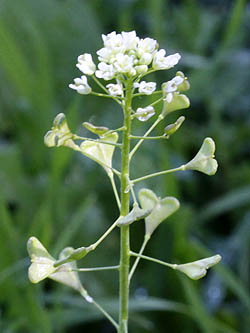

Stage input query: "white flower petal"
[
  {"left": 135, "top": 106, "right": 155, "bottom": 121},
  {"left": 153, "top": 51, "right": 181, "bottom": 70},
  {"left": 76, "top": 53, "right": 96, "bottom": 75},
  {"left": 106, "top": 81, "right": 123, "bottom": 96},
  {"left": 69, "top": 75, "right": 92, "bottom": 94},
  {"left": 134, "top": 81, "right": 156, "bottom": 95}
]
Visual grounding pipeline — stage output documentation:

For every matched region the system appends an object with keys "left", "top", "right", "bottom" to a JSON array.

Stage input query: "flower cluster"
[
  {"left": 95, "top": 31, "right": 180, "bottom": 79},
  {"left": 69, "top": 30, "right": 181, "bottom": 96}
]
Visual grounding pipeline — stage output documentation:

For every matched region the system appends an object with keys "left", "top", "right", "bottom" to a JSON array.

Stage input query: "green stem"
[
  {"left": 129, "top": 115, "right": 163, "bottom": 160},
  {"left": 74, "top": 265, "right": 120, "bottom": 272},
  {"left": 135, "top": 68, "right": 157, "bottom": 82},
  {"left": 132, "top": 165, "right": 185, "bottom": 184},
  {"left": 130, "top": 251, "right": 175, "bottom": 270},
  {"left": 92, "top": 299, "right": 119, "bottom": 330},
  {"left": 129, "top": 235, "right": 150, "bottom": 281},
  {"left": 119, "top": 79, "right": 133, "bottom": 333},
  {"left": 133, "top": 90, "right": 162, "bottom": 97},
  {"left": 80, "top": 289, "right": 119, "bottom": 329},
  {"left": 91, "top": 91, "right": 122, "bottom": 100},
  {"left": 130, "top": 186, "right": 138, "bottom": 205},
  {"left": 109, "top": 174, "right": 121, "bottom": 209},
  {"left": 149, "top": 96, "right": 164, "bottom": 107},
  {"left": 91, "top": 75, "right": 122, "bottom": 105},
  {"left": 130, "top": 135, "right": 167, "bottom": 140},
  {"left": 92, "top": 218, "right": 120, "bottom": 250},
  {"left": 73, "top": 135, "right": 122, "bottom": 147}
]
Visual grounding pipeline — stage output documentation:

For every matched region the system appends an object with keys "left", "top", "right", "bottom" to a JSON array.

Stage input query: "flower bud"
[
  {"left": 76, "top": 53, "right": 96, "bottom": 75},
  {"left": 135, "top": 65, "right": 148, "bottom": 74}
]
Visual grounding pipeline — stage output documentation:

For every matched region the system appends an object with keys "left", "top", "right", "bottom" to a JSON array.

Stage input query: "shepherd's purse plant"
[{"left": 27, "top": 30, "right": 221, "bottom": 332}]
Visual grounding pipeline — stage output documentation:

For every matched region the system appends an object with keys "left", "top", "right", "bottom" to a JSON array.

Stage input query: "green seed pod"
[
  {"left": 161, "top": 93, "right": 190, "bottom": 117},
  {"left": 175, "top": 255, "right": 222, "bottom": 280},
  {"left": 175, "top": 71, "right": 190, "bottom": 91},
  {"left": 44, "top": 113, "right": 73, "bottom": 147},
  {"left": 80, "top": 132, "right": 118, "bottom": 175},
  {"left": 27, "top": 237, "right": 56, "bottom": 283},
  {"left": 118, "top": 204, "right": 152, "bottom": 226},
  {"left": 185, "top": 137, "right": 218, "bottom": 175},
  {"left": 164, "top": 116, "right": 185, "bottom": 137},
  {"left": 138, "top": 189, "right": 180, "bottom": 236},
  {"left": 83, "top": 122, "right": 109, "bottom": 136}
]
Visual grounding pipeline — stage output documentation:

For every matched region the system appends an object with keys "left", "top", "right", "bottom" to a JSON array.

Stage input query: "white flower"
[
  {"left": 162, "top": 76, "right": 184, "bottom": 102},
  {"left": 137, "top": 38, "right": 158, "bottom": 65},
  {"left": 134, "top": 81, "right": 156, "bottom": 95},
  {"left": 76, "top": 53, "right": 96, "bottom": 75},
  {"left": 69, "top": 75, "right": 92, "bottom": 94},
  {"left": 102, "top": 31, "right": 125, "bottom": 54},
  {"left": 153, "top": 50, "right": 181, "bottom": 70},
  {"left": 96, "top": 47, "right": 113, "bottom": 63},
  {"left": 114, "top": 53, "right": 136, "bottom": 76},
  {"left": 106, "top": 81, "right": 123, "bottom": 96},
  {"left": 138, "top": 52, "right": 153, "bottom": 65},
  {"left": 72, "top": 31, "right": 183, "bottom": 84},
  {"left": 137, "top": 37, "right": 158, "bottom": 55},
  {"left": 135, "top": 65, "right": 148, "bottom": 75},
  {"left": 95, "top": 62, "right": 115, "bottom": 80},
  {"left": 135, "top": 106, "right": 155, "bottom": 121},
  {"left": 121, "top": 31, "right": 139, "bottom": 51},
  {"left": 163, "top": 76, "right": 184, "bottom": 93}
]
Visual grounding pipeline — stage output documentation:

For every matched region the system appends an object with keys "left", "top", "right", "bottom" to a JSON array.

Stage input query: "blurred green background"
[{"left": 0, "top": 0, "right": 249, "bottom": 332}]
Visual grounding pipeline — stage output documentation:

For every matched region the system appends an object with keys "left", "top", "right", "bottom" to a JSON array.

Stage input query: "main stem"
[{"left": 119, "top": 79, "right": 133, "bottom": 333}]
